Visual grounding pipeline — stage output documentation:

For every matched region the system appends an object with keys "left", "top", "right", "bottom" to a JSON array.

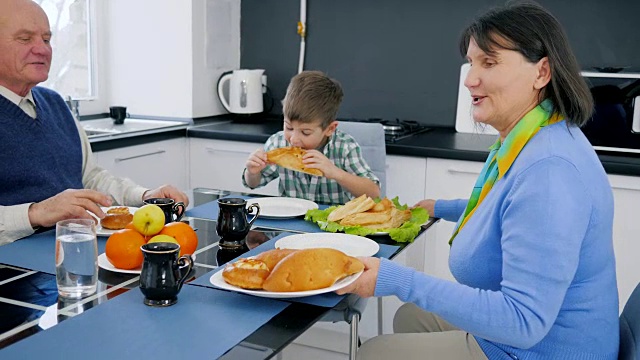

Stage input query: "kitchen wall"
[
  {"left": 240, "top": 0, "right": 640, "bottom": 127},
  {"left": 104, "top": 0, "right": 239, "bottom": 118}
]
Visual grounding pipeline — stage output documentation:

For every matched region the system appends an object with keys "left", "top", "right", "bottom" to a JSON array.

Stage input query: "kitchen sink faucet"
[{"left": 65, "top": 96, "right": 80, "bottom": 120}]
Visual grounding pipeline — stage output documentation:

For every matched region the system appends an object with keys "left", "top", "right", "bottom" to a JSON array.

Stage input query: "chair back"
[
  {"left": 620, "top": 282, "right": 640, "bottom": 360},
  {"left": 337, "top": 121, "right": 387, "bottom": 196}
]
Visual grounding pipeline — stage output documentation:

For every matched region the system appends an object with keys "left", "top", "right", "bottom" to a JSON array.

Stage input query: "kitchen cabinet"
[
  {"left": 189, "top": 138, "right": 279, "bottom": 196},
  {"left": 93, "top": 138, "right": 188, "bottom": 192},
  {"left": 424, "top": 157, "right": 485, "bottom": 280},
  {"left": 385, "top": 155, "right": 427, "bottom": 207},
  {"left": 608, "top": 174, "right": 640, "bottom": 312}
]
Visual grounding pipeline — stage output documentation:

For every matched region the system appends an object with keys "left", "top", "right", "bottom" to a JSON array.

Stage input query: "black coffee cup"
[
  {"left": 216, "top": 198, "right": 260, "bottom": 245},
  {"left": 139, "top": 242, "right": 193, "bottom": 307},
  {"left": 144, "top": 198, "right": 185, "bottom": 224},
  {"left": 109, "top": 106, "right": 129, "bottom": 125}
]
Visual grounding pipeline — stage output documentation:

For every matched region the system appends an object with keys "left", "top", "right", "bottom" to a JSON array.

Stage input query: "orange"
[
  {"left": 105, "top": 229, "right": 146, "bottom": 270},
  {"left": 159, "top": 222, "right": 198, "bottom": 256}
]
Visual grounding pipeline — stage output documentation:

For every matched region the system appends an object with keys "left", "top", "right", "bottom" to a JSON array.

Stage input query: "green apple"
[
  {"left": 147, "top": 234, "right": 179, "bottom": 245},
  {"left": 132, "top": 204, "right": 165, "bottom": 236}
]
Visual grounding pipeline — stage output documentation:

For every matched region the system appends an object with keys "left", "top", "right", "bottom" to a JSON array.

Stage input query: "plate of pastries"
[
  {"left": 210, "top": 248, "right": 363, "bottom": 298},
  {"left": 305, "top": 195, "right": 429, "bottom": 242}
]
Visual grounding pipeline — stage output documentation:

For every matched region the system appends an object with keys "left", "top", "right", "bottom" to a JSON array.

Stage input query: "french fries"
[{"left": 331, "top": 196, "right": 410, "bottom": 229}]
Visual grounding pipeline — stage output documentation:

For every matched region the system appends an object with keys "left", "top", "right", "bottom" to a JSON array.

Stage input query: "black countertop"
[{"left": 187, "top": 117, "right": 640, "bottom": 177}]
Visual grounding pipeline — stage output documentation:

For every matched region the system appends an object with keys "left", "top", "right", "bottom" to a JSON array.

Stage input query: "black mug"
[
  {"left": 144, "top": 198, "right": 185, "bottom": 224},
  {"left": 216, "top": 198, "right": 260, "bottom": 245},
  {"left": 109, "top": 106, "right": 129, "bottom": 125},
  {"left": 139, "top": 242, "right": 193, "bottom": 306}
]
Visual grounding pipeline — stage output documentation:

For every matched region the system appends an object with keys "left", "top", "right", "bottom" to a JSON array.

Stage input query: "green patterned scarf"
[{"left": 449, "top": 100, "right": 563, "bottom": 245}]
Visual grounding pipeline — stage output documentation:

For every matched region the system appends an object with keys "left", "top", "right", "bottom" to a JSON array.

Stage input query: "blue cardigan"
[{"left": 376, "top": 121, "right": 619, "bottom": 359}]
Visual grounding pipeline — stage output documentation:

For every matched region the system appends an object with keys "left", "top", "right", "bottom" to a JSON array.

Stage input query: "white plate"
[
  {"left": 274, "top": 233, "right": 379, "bottom": 257},
  {"left": 98, "top": 252, "right": 141, "bottom": 274},
  {"left": 209, "top": 269, "right": 362, "bottom": 299},
  {"left": 98, "top": 252, "right": 196, "bottom": 274},
  {"left": 246, "top": 197, "right": 318, "bottom": 219},
  {"left": 94, "top": 206, "right": 139, "bottom": 237}
]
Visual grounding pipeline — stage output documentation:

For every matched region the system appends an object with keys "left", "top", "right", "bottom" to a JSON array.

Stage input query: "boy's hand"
[
  {"left": 302, "top": 150, "right": 339, "bottom": 179},
  {"left": 246, "top": 149, "right": 268, "bottom": 175}
]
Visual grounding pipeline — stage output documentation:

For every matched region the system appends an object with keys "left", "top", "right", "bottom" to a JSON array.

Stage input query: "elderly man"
[{"left": 0, "top": 0, "right": 189, "bottom": 245}]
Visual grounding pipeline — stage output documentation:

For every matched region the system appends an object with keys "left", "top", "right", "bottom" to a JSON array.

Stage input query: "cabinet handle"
[
  {"left": 205, "top": 147, "right": 251, "bottom": 155},
  {"left": 115, "top": 150, "right": 166, "bottom": 163},
  {"left": 447, "top": 168, "right": 481, "bottom": 175},
  {"left": 611, "top": 184, "right": 640, "bottom": 191}
]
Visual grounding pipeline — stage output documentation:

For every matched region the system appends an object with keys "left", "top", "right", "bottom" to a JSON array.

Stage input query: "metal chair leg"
[
  {"left": 377, "top": 297, "right": 383, "bottom": 335},
  {"left": 349, "top": 312, "right": 360, "bottom": 360}
]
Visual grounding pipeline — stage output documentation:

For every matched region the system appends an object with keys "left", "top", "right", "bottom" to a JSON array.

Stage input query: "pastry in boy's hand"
[{"left": 266, "top": 147, "right": 323, "bottom": 176}]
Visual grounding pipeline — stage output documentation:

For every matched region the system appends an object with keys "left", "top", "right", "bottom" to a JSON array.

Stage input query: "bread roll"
[
  {"left": 327, "top": 194, "right": 375, "bottom": 222},
  {"left": 222, "top": 258, "right": 270, "bottom": 289},
  {"left": 266, "top": 147, "right": 323, "bottom": 176},
  {"left": 100, "top": 207, "right": 133, "bottom": 230},
  {"left": 262, "top": 248, "right": 364, "bottom": 292},
  {"left": 254, "top": 248, "right": 298, "bottom": 271}
]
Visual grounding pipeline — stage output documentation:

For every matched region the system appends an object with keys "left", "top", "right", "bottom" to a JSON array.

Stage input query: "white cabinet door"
[
  {"left": 385, "top": 155, "right": 427, "bottom": 207},
  {"left": 189, "top": 138, "right": 279, "bottom": 196},
  {"left": 94, "top": 138, "right": 188, "bottom": 192},
  {"left": 424, "top": 157, "right": 484, "bottom": 280},
  {"left": 609, "top": 174, "right": 640, "bottom": 312}
]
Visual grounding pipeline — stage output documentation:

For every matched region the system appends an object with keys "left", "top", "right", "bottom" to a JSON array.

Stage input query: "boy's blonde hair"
[{"left": 282, "top": 71, "right": 344, "bottom": 129}]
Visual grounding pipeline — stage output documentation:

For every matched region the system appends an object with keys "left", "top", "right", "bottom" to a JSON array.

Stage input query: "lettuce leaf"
[{"left": 304, "top": 197, "right": 429, "bottom": 243}]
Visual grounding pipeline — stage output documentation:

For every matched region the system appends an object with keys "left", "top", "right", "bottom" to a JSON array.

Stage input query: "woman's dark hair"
[{"left": 459, "top": 1, "right": 593, "bottom": 126}]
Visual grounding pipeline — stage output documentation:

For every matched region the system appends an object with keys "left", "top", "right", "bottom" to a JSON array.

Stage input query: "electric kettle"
[{"left": 217, "top": 69, "right": 266, "bottom": 114}]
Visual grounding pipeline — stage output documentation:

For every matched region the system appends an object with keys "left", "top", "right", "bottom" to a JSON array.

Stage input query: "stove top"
[{"left": 339, "top": 118, "right": 432, "bottom": 143}]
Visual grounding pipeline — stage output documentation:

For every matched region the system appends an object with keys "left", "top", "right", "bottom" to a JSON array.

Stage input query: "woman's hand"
[
  {"left": 414, "top": 199, "right": 436, "bottom": 217},
  {"left": 336, "top": 257, "right": 380, "bottom": 297}
]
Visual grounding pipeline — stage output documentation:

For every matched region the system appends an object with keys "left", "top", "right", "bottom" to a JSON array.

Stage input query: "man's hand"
[
  {"left": 335, "top": 257, "right": 380, "bottom": 298},
  {"left": 143, "top": 185, "right": 190, "bottom": 207},
  {"left": 302, "top": 150, "right": 339, "bottom": 179},
  {"left": 28, "top": 189, "right": 112, "bottom": 228}
]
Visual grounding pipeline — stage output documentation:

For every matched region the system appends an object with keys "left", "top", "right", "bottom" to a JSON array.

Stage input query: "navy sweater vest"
[{"left": 0, "top": 87, "right": 83, "bottom": 205}]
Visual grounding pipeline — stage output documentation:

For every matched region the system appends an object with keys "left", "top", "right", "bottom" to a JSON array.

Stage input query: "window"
[{"left": 36, "top": 0, "right": 95, "bottom": 100}]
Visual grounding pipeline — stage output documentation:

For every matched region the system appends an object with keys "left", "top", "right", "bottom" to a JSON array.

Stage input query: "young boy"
[{"left": 242, "top": 71, "right": 380, "bottom": 205}]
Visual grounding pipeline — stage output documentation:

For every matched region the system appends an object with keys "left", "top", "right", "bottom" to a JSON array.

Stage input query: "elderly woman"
[{"left": 338, "top": 2, "right": 619, "bottom": 359}]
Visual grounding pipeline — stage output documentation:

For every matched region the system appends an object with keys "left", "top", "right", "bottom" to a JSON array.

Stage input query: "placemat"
[
  {"left": 0, "top": 285, "right": 289, "bottom": 359},
  {"left": 0, "top": 230, "right": 107, "bottom": 274},
  {"left": 185, "top": 196, "right": 328, "bottom": 233},
  {"left": 190, "top": 233, "right": 400, "bottom": 308}
]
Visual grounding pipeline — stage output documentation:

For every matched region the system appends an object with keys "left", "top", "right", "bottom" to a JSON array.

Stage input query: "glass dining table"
[{"left": 0, "top": 195, "right": 437, "bottom": 359}]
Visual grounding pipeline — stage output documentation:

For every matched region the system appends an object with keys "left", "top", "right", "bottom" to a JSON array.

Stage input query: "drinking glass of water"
[{"left": 55, "top": 219, "right": 98, "bottom": 299}]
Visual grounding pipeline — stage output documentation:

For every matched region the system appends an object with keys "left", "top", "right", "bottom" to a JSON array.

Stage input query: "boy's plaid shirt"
[{"left": 242, "top": 130, "right": 379, "bottom": 205}]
